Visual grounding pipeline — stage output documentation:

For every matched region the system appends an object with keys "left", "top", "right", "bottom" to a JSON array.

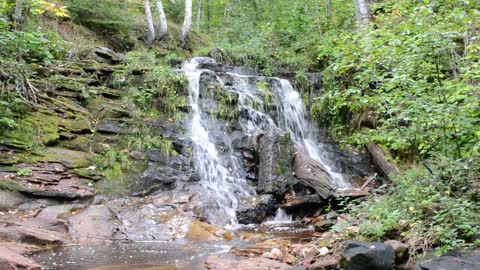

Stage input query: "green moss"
[{"left": 0, "top": 111, "right": 59, "bottom": 149}]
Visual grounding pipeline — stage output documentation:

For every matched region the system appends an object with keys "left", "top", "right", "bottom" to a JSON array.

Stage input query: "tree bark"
[
  {"left": 144, "top": 0, "right": 156, "bottom": 46},
  {"left": 326, "top": 0, "right": 331, "bottom": 18},
  {"left": 196, "top": 0, "right": 202, "bottom": 31},
  {"left": 155, "top": 0, "right": 168, "bottom": 38},
  {"left": 181, "top": 0, "right": 193, "bottom": 42},
  {"left": 293, "top": 153, "right": 337, "bottom": 199},
  {"left": 366, "top": 143, "right": 401, "bottom": 179},
  {"left": 13, "top": 0, "right": 23, "bottom": 26},
  {"left": 354, "top": 0, "right": 372, "bottom": 26}
]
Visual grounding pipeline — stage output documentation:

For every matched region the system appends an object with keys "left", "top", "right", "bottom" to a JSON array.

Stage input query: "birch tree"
[
  {"left": 181, "top": 0, "right": 193, "bottom": 42},
  {"left": 354, "top": 0, "right": 372, "bottom": 26},
  {"left": 325, "top": 0, "right": 331, "bottom": 18},
  {"left": 196, "top": 0, "right": 202, "bottom": 31},
  {"left": 155, "top": 0, "right": 168, "bottom": 38},
  {"left": 143, "top": 0, "right": 156, "bottom": 46}
]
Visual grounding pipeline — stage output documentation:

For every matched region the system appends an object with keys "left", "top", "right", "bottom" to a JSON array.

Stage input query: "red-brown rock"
[{"left": 0, "top": 246, "right": 42, "bottom": 270}]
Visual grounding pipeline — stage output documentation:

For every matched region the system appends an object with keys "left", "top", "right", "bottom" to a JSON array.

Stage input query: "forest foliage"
[{"left": 0, "top": 0, "right": 479, "bottom": 253}]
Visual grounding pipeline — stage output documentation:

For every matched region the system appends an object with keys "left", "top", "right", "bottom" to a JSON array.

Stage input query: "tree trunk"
[
  {"left": 354, "top": 0, "right": 372, "bottom": 26},
  {"left": 293, "top": 153, "right": 337, "bottom": 199},
  {"left": 155, "top": 0, "right": 168, "bottom": 38},
  {"left": 144, "top": 0, "right": 156, "bottom": 46},
  {"left": 206, "top": 0, "right": 211, "bottom": 33},
  {"left": 196, "top": 0, "right": 202, "bottom": 31},
  {"left": 181, "top": 0, "right": 193, "bottom": 42},
  {"left": 13, "top": 0, "right": 23, "bottom": 26},
  {"left": 326, "top": 0, "right": 331, "bottom": 18},
  {"left": 366, "top": 143, "right": 401, "bottom": 179}
]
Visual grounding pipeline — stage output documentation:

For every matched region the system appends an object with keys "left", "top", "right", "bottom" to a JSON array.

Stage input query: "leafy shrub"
[{"left": 336, "top": 155, "right": 480, "bottom": 252}]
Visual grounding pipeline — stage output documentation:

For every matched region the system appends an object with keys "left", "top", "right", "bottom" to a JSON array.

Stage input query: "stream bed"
[{"left": 30, "top": 222, "right": 314, "bottom": 270}]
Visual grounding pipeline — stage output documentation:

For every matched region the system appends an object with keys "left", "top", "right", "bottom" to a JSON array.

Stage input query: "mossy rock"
[{"left": 0, "top": 110, "right": 60, "bottom": 149}]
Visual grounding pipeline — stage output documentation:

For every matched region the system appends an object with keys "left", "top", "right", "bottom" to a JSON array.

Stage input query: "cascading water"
[
  {"left": 182, "top": 58, "right": 254, "bottom": 225},
  {"left": 273, "top": 79, "right": 352, "bottom": 189},
  {"left": 182, "top": 57, "right": 353, "bottom": 225}
]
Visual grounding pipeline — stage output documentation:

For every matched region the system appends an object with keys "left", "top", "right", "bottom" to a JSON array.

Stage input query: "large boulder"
[
  {"left": 89, "top": 47, "right": 124, "bottom": 65},
  {"left": 68, "top": 205, "right": 119, "bottom": 243},
  {"left": 293, "top": 153, "right": 337, "bottom": 199},
  {"left": 0, "top": 190, "right": 28, "bottom": 210},
  {"left": 236, "top": 194, "right": 278, "bottom": 224},
  {"left": 340, "top": 240, "right": 396, "bottom": 270},
  {"left": 257, "top": 129, "right": 296, "bottom": 198},
  {"left": 417, "top": 249, "right": 480, "bottom": 270}
]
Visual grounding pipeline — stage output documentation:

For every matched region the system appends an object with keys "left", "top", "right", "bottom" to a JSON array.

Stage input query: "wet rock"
[
  {"left": 384, "top": 240, "right": 409, "bottom": 264},
  {"left": 185, "top": 221, "right": 233, "bottom": 242},
  {"left": 97, "top": 120, "right": 130, "bottom": 134},
  {"left": 198, "top": 62, "right": 226, "bottom": 73},
  {"left": 36, "top": 205, "right": 79, "bottom": 220},
  {"left": 0, "top": 224, "right": 64, "bottom": 246},
  {"left": 340, "top": 240, "right": 395, "bottom": 270},
  {"left": 0, "top": 246, "right": 42, "bottom": 270},
  {"left": 257, "top": 129, "right": 296, "bottom": 198},
  {"left": 417, "top": 249, "right": 480, "bottom": 270},
  {"left": 293, "top": 153, "right": 336, "bottom": 199},
  {"left": 236, "top": 194, "right": 278, "bottom": 224},
  {"left": 205, "top": 255, "right": 295, "bottom": 270},
  {"left": 0, "top": 190, "right": 28, "bottom": 210},
  {"left": 69, "top": 205, "right": 119, "bottom": 243},
  {"left": 114, "top": 202, "right": 175, "bottom": 241},
  {"left": 90, "top": 47, "right": 124, "bottom": 65}
]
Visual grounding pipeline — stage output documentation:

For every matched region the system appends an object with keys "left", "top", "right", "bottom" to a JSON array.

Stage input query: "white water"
[
  {"left": 182, "top": 58, "right": 352, "bottom": 225},
  {"left": 273, "top": 79, "right": 352, "bottom": 189},
  {"left": 182, "top": 58, "right": 254, "bottom": 225}
]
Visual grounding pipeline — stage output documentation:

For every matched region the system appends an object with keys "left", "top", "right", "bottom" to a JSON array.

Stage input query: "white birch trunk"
[
  {"left": 326, "top": 0, "right": 331, "bottom": 18},
  {"left": 144, "top": 0, "right": 156, "bottom": 45},
  {"left": 355, "top": 0, "right": 372, "bottom": 26},
  {"left": 155, "top": 0, "right": 168, "bottom": 38},
  {"left": 14, "top": 0, "right": 23, "bottom": 24},
  {"left": 196, "top": 0, "right": 203, "bottom": 31},
  {"left": 181, "top": 0, "right": 193, "bottom": 42}
]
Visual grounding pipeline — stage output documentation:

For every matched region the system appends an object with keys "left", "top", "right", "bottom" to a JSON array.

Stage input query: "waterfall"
[
  {"left": 273, "top": 79, "right": 352, "bottom": 189},
  {"left": 182, "top": 58, "right": 254, "bottom": 225},
  {"left": 182, "top": 58, "right": 353, "bottom": 225}
]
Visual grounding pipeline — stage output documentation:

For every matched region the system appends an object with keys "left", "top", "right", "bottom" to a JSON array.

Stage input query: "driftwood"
[
  {"left": 293, "top": 153, "right": 337, "bottom": 199},
  {"left": 366, "top": 143, "right": 401, "bottom": 179}
]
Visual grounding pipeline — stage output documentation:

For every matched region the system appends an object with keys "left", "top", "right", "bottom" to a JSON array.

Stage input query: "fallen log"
[
  {"left": 293, "top": 153, "right": 337, "bottom": 199},
  {"left": 366, "top": 143, "right": 401, "bottom": 179}
]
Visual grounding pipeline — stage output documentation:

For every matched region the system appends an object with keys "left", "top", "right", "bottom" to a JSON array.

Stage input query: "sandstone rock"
[
  {"left": 384, "top": 240, "right": 409, "bottom": 263},
  {"left": 0, "top": 190, "right": 27, "bottom": 210},
  {"left": 185, "top": 221, "right": 232, "bottom": 242},
  {"left": 236, "top": 194, "right": 278, "bottom": 224},
  {"left": 90, "top": 47, "right": 124, "bottom": 65},
  {"left": 309, "top": 254, "right": 339, "bottom": 270},
  {"left": 340, "top": 240, "right": 395, "bottom": 270},
  {"left": 69, "top": 205, "right": 119, "bottom": 243},
  {"left": 0, "top": 246, "right": 42, "bottom": 270},
  {"left": 0, "top": 224, "right": 64, "bottom": 246},
  {"left": 205, "top": 255, "right": 295, "bottom": 270}
]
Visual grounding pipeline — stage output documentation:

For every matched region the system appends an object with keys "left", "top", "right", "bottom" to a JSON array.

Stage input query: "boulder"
[
  {"left": 68, "top": 205, "right": 119, "bottom": 243},
  {"left": 340, "top": 240, "right": 395, "bottom": 270},
  {"left": 0, "top": 190, "right": 28, "bottom": 210},
  {"left": 236, "top": 194, "right": 278, "bottom": 224},
  {"left": 90, "top": 47, "right": 124, "bottom": 65},
  {"left": 417, "top": 249, "right": 480, "bottom": 270},
  {"left": 293, "top": 153, "right": 337, "bottom": 199},
  {"left": 0, "top": 246, "right": 42, "bottom": 270},
  {"left": 257, "top": 129, "right": 296, "bottom": 197}
]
